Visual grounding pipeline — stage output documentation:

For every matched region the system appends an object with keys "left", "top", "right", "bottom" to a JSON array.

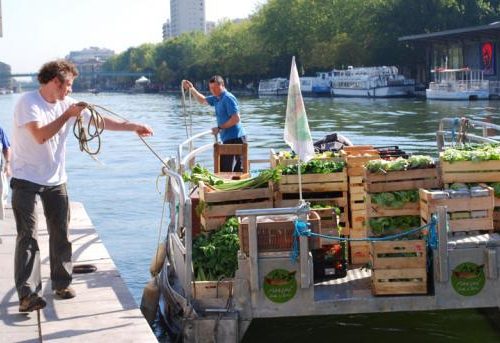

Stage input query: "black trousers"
[
  {"left": 11, "top": 178, "right": 72, "bottom": 300},
  {"left": 221, "top": 136, "right": 247, "bottom": 172}
]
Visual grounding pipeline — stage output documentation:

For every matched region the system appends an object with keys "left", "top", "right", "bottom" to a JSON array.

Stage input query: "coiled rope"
[{"left": 72, "top": 103, "right": 169, "bottom": 168}]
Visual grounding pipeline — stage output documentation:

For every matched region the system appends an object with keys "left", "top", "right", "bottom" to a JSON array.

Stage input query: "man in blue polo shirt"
[{"left": 182, "top": 76, "right": 247, "bottom": 172}]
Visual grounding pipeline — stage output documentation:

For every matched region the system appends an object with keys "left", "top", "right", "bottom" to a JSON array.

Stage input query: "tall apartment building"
[
  {"left": 162, "top": 19, "right": 172, "bottom": 40},
  {"left": 0, "top": 0, "right": 3, "bottom": 37},
  {"left": 169, "top": 0, "right": 206, "bottom": 37}
]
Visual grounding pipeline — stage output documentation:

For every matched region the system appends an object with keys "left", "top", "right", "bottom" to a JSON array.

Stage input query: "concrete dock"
[{"left": 0, "top": 202, "right": 157, "bottom": 342}]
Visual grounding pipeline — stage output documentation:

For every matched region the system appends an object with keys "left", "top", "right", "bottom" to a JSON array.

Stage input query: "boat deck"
[{"left": 0, "top": 202, "right": 157, "bottom": 342}]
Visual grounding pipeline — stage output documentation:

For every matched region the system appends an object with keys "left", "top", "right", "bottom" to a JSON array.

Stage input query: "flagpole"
[{"left": 298, "top": 159, "right": 303, "bottom": 202}]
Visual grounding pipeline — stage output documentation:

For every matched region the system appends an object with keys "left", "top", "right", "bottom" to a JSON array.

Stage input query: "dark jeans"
[
  {"left": 221, "top": 136, "right": 247, "bottom": 172},
  {"left": 11, "top": 178, "right": 72, "bottom": 300}
]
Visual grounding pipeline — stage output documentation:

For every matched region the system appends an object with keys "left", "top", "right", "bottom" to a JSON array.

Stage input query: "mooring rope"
[
  {"left": 291, "top": 215, "right": 437, "bottom": 262},
  {"left": 37, "top": 308, "right": 43, "bottom": 342}
]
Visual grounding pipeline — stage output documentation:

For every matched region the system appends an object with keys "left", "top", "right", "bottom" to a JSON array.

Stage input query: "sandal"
[{"left": 19, "top": 294, "right": 46, "bottom": 312}]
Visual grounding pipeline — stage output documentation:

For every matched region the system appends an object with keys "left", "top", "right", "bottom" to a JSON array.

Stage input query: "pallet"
[
  {"left": 199, "top": 182, "right": 273, "bottom": 230},
  {"left": 350, "top": 242, "right": 370, "bottom": 265},
  {"left": 238, "top": 211, "right": 321, "bottom": 254},
  {"left": 277, "top": 171, "right": 348, "bottom": 193},
  {"left": 364, "top": 167, "right": 441, "bottom": 193},
  {"left": 371, "top": 268, "right": 427, "bottom": 295},
  {"left": 420, "top": 188, "right": 495, "bottom": 233},
  {"left": 440, "top": 158, "right": 500, "bottom": 184},
  {"left": 370, "top": 240, "right": 426, "bottom": 269},
  {"left": 366, "top": 194, "right": 420, "bottom": 218}
]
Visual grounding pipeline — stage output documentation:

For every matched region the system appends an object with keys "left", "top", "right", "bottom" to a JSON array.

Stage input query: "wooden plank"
[
  {"left": 441, "top": 159, "right": 500, "bottom": 183},
  {"left": 350, "top": 242, "right": 370, "bottom": 265},
  {"left": 204, "top": 200, "right": 273, "bottom": 217},
  {"left": 371, "top": 240, "right": 426, "bottom": 269},
  {"left": 350, "top": 193, "right": 365, "bottom": 202},
  {"left": 372, "top": 268, "right": 427, "bottom": 295},
  {"left": 367, "top": 193, "right": 420, "bottom": 217},
  {"left": 347, "top": 166, "right": 365, "bottom": 176},
  {"left": 350, "top": 202, "right": 367, "bottom": 211},
  {"left": 495, "top": 197, "right": 500, "bottom": 207},
  {"left": 365, "top": 168, "right": 440, "bottom": 193},
  {"left": 279, "top": 182, "right": 348, "bottom": 193},
  {"left": 443, "top": 172, "right": 500, "bottom": 183},
  {"left": 349, "top": 176, "right": 364, "bottom": 184},
  {"left": 441, "top": 159, "right": 500, "bottom": 172},
  {"left": 281, "top": 171, "right": 348, "bottom": 184},
  {"left": 449, "top": 217, "right": 494, "bottom": 232},
  {"left": 204, "top": 186, "right": 272, "bottom": 203},
  {"left": 350, "top": 226, "right": 367, "bottom": 238}
]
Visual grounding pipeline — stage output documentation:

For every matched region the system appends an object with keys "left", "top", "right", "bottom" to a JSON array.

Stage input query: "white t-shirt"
[{"left": 12, "top": 90, "right": 80, "bottom": 186}]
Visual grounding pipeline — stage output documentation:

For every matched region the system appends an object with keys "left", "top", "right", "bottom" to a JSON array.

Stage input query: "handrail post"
[
  {"left": 248, "top": 216, "right": 259, "bottom": 292},
  {"left": 436, "top": 206, "right": 449, "bottom": 283},
  {"left": 184, "top": 198, "right": 193, "bottom": 300}
]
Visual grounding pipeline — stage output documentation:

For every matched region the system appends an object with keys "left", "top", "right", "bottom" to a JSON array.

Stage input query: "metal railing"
[
  {"left": 236, "top": 203, "right": 312, "bottom": 291},
  {"left": 436, "top": 117, "right": 500, "bottom": 151}
]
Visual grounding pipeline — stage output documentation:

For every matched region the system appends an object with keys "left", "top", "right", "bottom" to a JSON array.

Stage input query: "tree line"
[{"left": 101, "top": 0, "right": 500, "bottom": 89}]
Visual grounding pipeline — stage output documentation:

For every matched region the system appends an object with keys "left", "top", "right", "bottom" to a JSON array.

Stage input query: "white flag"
[{"left": 284, "top": 56, "right": 315, "bottom": 163}]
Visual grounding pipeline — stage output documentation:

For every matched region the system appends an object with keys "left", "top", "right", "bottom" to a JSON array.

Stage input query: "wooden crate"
[
  {"left": 420, "top": 188, "right": 495, "bottom": 233},
  {"left": 238, "top": 211, "right": 320, "bottom": 254},
  {"left": 350, "top": 242, "right": 370, "bottom": 265},
  {"left": 199, "top": 182, "right": 273, "bottom": 231},
  {"left": 277, "top": 171, "right": 348, "bottom": 193},
  {"left": 366, "top": 194, "right": 420, "bottom": 218},
  {"left": 440, "top": 158, "right": 500, "bottom": 184},
  {"left": 371, "top": 268, "right": 427, "bottom": 295},
  {"left": 370, "top": 240, "right": 426, "bottom": 269},
  {"left": 364, "top": 167, "right": 441, "bottom": 193},
  {"left": 494, "top": 209, "right": 500, "bottom": 232},
  {"left": 270, "top": 149, "right": 343, "bottom": 168},
  {"left": 343, "top": 149, "right": 380, "bottom": 177}
]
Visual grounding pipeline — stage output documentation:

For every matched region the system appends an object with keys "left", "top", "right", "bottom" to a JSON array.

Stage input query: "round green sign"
[
  {"left": 263, "top": 269, "right": 298, "bottom": 303},
  {"left": 451, "top": 262, "right": 486, "bottom": 296}
]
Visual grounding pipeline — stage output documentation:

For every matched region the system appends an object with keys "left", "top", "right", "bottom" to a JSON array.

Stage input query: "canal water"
[{"left": 1, "top": 92, "right": 500, "bottom": 342}]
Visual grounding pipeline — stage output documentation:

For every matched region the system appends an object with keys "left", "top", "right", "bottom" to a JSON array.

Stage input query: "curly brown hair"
[{"left": 37, "top": 60, "right": 79, "bottom": 84}]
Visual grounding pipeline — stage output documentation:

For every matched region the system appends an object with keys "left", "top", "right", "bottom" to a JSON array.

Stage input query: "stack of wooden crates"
[
  {"left": 364, "top": 161, "right": 441, "bottom": 295},
  {"left": 342, "top": 146, "right": 380, "bottom": 264},
  {"left": 435, "top": 154, "right": 500, "bottom": 234},
  {"left": 271, "top": 150, "right": 348, "bottom": 246}
]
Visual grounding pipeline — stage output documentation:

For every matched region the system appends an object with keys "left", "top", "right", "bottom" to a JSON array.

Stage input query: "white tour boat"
[
  {"left": 426, "top": 68, "right": 489, "bottom": 100},
  {"left": 258, "top": 78, "right": 288, "bottom": 96},
  {"left": 330, "top": 66, "right": 415, "bottom": 98}
]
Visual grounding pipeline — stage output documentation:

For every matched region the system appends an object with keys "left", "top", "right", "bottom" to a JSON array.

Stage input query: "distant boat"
[
  {"left": 300, "top": 75, "right": 331, "bottom": 97},
  {"left": 330, "top": 66, "right": 415, "bottom": 98},
  {"left": 426, "top": 68, "right": 489, "bottom": 100},
  {"left": 258, "top": 78, "right": 288, "bottom": 96},
  {"left": 88, "top": 88, "right": 100, "bottom": 95}
]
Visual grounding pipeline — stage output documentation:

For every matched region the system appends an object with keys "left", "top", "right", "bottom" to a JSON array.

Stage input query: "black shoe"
[
  {"left": 19, "top": 294, "right": 47, "bottom": 312},
  {"left": 54, "top": 287, "right": 76, "bottom": 299}
]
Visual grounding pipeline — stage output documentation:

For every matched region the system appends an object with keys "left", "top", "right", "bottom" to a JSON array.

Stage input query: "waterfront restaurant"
[{"left": 399, "top": 22, "right": 500, "bottom": 87}]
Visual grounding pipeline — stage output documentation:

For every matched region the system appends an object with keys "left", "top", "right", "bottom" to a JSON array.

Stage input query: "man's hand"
[
  {"left": 134, "top": 123, "right": 154, "bottom": 137},
  {"left": 211, "top": 127, "right": 220, "bottom": 135},
  {"left": 3, "top": 162, "right": 11, "bottom": 178},
  {"left": 182, "top": 80, "right": 193, "bottom": 90},
  {"left": 64, "top": 103, "right": 87, "bottom": 119}
]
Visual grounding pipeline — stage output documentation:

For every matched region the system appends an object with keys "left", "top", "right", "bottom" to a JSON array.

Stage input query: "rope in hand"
[
  {"left": 73, "top": 103, "right": 105, "bottom": 156},
  {"left": 73, "top": 103, "right": 169, "bottom": 169}
]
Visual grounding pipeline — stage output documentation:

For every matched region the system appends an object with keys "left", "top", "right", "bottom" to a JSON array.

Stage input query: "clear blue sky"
[{"left": 0, "top": 0, "right": 267, "bottom": 73}]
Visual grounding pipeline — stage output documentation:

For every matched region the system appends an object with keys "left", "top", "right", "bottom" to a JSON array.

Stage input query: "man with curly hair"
[{"left": 11, "top": 59, "right": 153, "bottom": 312}]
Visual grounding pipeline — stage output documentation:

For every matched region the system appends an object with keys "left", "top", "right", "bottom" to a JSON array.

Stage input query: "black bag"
[{"left": 313, "top": 133, "right": 353, "bottom": 153}]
